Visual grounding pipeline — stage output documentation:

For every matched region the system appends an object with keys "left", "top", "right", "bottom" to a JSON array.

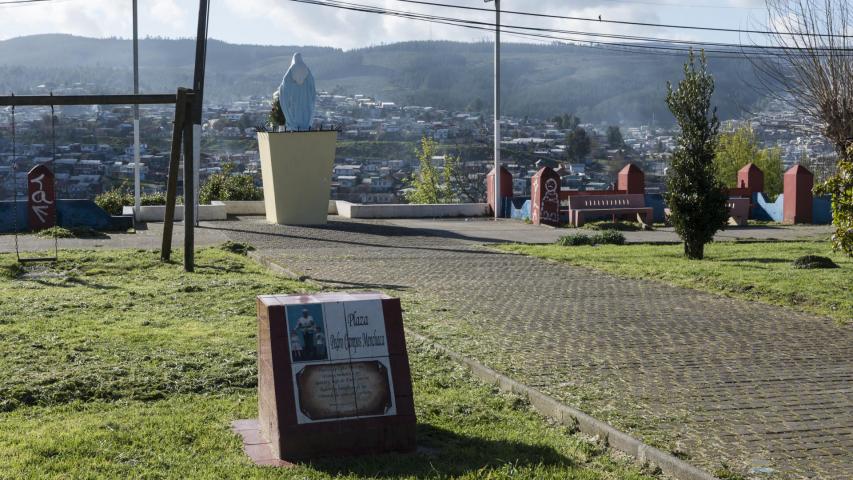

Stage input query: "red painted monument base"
[{"left": 249, "top": 292, "right": 416, "bottom": 462}]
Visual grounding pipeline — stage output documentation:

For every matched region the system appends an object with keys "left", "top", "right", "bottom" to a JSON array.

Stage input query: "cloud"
[{"left": 0, "top": 0, "right": 758, "bottom": 48}]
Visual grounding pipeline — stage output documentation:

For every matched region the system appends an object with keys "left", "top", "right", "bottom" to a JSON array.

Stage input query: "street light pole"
[
  {"left": 486, "top": 0, "right": 501, "bottom": 219},
  {"left": 132, "top": 0, "right": 141, "bottom": 214}
]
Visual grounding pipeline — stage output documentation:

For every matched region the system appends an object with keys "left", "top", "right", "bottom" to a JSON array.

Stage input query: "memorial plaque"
[{"left": 250, "top": 292, "right": 416, "bottom": 462}]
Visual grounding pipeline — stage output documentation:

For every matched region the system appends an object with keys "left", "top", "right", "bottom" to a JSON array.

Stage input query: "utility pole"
[
  {"left": 132, "top": 0, "right": 141, "bottom": 214},
  {"left": 486, "top": 0, "right": 501, "bottom": 218},
  {"left": 191, "top": 0, "right": 211, "bottom": 227}
]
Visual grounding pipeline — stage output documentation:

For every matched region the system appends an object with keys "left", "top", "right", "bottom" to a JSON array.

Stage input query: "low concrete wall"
[
  {"left": 220, "top": 200, "right": 265, "bottom": 216},
  {"left": 1, "top": 200, "right": 132, "bottom": 233},
  {"left": 335, "top": 201, "right": 489, "bottom": 219},
  {"left": 124, "top": 201, "right": 227, "bottom": 222}
]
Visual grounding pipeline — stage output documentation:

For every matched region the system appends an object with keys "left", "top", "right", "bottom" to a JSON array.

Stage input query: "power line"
[
  {"left": 390, "top": 0, "right": 849, "bottom": 38},
  {"left": 595, "top": 0, "right": 763, "bottom": 10},
  {"left": 0, "top": 0, "right": 57, "bottom": 5},
  {"left": 286, "top": 0, "right": 852, "bottom": 57}
]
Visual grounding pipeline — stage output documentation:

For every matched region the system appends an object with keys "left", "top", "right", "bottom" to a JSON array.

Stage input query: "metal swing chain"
[
  {"left": 49, "top": 96, "right": 58, "bottom": 258},
  {"left": 11, "top": 94, "right": 21, "bottom": 261}
]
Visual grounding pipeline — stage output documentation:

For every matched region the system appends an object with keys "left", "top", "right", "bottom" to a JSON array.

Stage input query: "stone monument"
[{"left": 233, "top": 292, "right": 416, "bottom": 464}]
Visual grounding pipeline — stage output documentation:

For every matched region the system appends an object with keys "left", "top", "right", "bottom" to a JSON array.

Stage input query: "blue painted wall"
[
  {"left": 813, "top": 196, "right": 832, "bottom": 225},
  {"left": 508, "top": 197, "right": 531, "bottom": 220},
  {"left": 750, "top": 193, "right": 831, "bottom": 224},
  {"left": 0, "top": 200, "right": 132, "bottom": 233},
  {"left": 644, "top": 194, "right": 667, "bottom": 223},
  {"left": 753, "top": 193, "right": 784, "bottom": 222}
]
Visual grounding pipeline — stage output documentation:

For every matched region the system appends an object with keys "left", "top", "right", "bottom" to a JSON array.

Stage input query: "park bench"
[{"left": 566, "top": 194, "right": 653, "bottom": 227}]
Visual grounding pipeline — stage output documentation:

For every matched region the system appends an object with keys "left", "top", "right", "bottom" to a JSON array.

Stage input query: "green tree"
[
  {"left": 551, "top": 113, "right": 580, "bottom": 130},
  {"left": 606, "top": 126, "right": 625, "bottom": 149},
  {"left": 665, "top": 50, "right": 729, "bottom": 260},
  {"left": 406, "top": 137, "right": 455, "bottom": 204},
  {"left": 566, "top": 127, "right": 591, "bottom": 162},
  {"left": 715, "top": 125, "right": 783, "bottom": 198}
]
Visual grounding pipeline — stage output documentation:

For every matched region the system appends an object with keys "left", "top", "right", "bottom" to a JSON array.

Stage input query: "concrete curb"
[
  {"left": 254, "top": 253, "right": 718, "bottom": 480},
  {"left": 408, "top": 332, "right": 719, "bottom": 480},
  {"left": 248, "top": 250, "right": 320, "bottom": 287}
]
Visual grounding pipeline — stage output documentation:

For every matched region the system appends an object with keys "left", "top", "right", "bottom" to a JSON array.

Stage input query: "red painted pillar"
[
  {"left": 617, "top": 163, "right": 645, "bottom": 194},
  {"left": 783, "top": 165, "right": 813, "bottom": 224},
  {"left": 737, "top": 163, "right": 764, "bottom": 194},
  {"left": 531, "top": 167, "right": 561, "bottom": 226},
  {"left": 27, "top": 164, "right": 57, "bottom": 231},
  {"left": 486, "top": 166, "right": 512, "bottom": 217}
]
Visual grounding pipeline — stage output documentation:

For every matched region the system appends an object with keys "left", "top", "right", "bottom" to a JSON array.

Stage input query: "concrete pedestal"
[{"left": 258, "top": 131, "right": 337, "bottom": 225}]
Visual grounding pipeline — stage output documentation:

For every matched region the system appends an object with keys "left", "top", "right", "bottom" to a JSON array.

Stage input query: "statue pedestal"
[{"left": 258, "top": 131, "right": 337, "bottom": 225}]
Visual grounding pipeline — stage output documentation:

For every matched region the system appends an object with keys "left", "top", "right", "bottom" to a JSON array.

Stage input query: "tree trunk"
[{"left": 684, "top": 241, "right": 704, "bottom": 260}]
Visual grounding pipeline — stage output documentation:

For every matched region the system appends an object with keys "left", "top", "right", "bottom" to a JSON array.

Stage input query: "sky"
[{"left": 0, "top": 0, "right": 770, "bottom": 49}]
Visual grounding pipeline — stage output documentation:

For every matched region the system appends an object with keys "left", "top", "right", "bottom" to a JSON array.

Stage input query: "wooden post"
[
  {"left": 183, "top": 92, "right": 196, "bottom": 272},
  {"left": 161, "top": 88, "right": 189, "bottom": 262}
]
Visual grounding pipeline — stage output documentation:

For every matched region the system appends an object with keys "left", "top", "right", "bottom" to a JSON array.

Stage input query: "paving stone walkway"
[{"left": 212, "top": 217, "right": 852, "bottom": 479}]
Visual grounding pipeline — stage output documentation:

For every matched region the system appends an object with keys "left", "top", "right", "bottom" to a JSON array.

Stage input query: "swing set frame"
[{"left": 1, "top": 91, "right": 198, "bottom": 271}]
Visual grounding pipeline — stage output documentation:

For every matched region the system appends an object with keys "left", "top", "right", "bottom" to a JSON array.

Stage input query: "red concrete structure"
[
  {"left": 737, "top": 163, "right": 764, "bottom": 195},
  {"left": 783, "top": 165, "right": 814, "bottom": 224},
  {"left": 27, "top": 164, "right": 56, "bottom": 231},
  {"left": 249, "top": 293, "right": 416, "bottom": 463},
  {"left": 531, "top": 167, "right": 561, "bottom": 226},
  {"left": 486, "top": 166, "right": 513, "bottom": 216},
  {"left": 617, "top": 163, "right": 645, "bottom": 194}
]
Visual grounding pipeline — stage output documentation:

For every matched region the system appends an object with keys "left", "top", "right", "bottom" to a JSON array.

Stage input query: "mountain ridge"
[{"left": 0, "top": 34, "right": 765, "bottom": 124}]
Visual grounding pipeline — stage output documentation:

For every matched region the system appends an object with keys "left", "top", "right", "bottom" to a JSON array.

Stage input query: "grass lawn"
[
  {"left": 0, "top": 247, "right": 658, "bottom": 479},
  {"left": 498, "top": 241, "right": 852, "bottom": 324}
]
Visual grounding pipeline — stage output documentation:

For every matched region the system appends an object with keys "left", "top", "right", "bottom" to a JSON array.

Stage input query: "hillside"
[{"left": 0, "top": 34, "right": 764, "bottom": 124}]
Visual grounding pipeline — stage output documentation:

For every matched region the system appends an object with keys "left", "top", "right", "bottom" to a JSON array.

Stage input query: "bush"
[
  {"left": 95, "top": 187, "right": 133, "bottom": 215},
  {"left": 556, "top": 230, "right": 625, "bottom": 246},
  {"left": 583, "top": 221, "right": 643, "bottom": 231},
  {"left": 792, "top": 255, "right": 839, "bottom": 269},
  {"left": 594, "top": 230, "right": 626, "bottom": 245},
  {"left": 199, "top": 163, "right": 263, "bottom": 204},
  {"left": 96, "top": 187, "right": 180, "bottom": 216},
  {"left": 557, "top": 233, "right": 594, "bottom": 246},
  {"left": 816, "top": 150, "right": 853, "bottom": 257},
  {"left": 219, "top": 241, "right": 255, "bottom": 256}
]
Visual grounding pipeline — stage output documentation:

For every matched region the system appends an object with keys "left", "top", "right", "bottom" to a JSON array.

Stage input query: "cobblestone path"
[{"left": 212, "top": 217, "right": 852, "bottom": 479}]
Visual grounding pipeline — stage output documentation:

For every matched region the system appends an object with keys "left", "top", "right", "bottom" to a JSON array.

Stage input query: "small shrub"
[
  {"left": 583, "top": 221, "right": 643, "bottom": 232},
  {"left": 35, "top": 226, "right": 75, "bottom": 239},
  {"left": 219, "top": 241, "right": 255, "bottom": 256},
  {"left": 556, "top": 233, "right": 594, "bottom": 246},
  {"left": 199, "top": 163, "right": 263, "bottom": 204},
  {"left": 816, "top": 150, "right": 853, "bottom": 256},
  {"left": 593, "top": 230, "right": 626, "bottom": 245},
  {"left": 557, "top": 230, "right": 625, "bottom": 246},
  {"left": 792, "top": 255, "right": 839, "bottom": 269},
  {"left": 95, "top": 187, "right": 133, "bottom": 216}
]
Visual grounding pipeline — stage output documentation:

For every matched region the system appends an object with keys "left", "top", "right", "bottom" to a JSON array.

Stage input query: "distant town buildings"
[{"left": 0, "top": 87, "right": 837, "bottom": 203}]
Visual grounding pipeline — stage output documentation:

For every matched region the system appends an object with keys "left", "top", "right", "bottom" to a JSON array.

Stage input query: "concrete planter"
[
  {"left": 258, "top": 131, "right": 337, "bottom": 225},
  {"left": 124, "top": 201, "right": 227, "bottom": 222},
  {"left": 335, "top": 201, "right": 490, "bottom": 219},
  {"left": 220, "top": 200, "right": 266, "bottom": 216}
]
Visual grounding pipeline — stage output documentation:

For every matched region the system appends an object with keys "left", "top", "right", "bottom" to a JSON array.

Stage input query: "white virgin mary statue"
[{"left": 277, "top": 53, "right": 317, "bottom": 131}]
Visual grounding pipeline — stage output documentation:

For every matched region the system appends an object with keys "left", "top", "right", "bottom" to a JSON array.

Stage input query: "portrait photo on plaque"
[{"left": 286, "top": 303, "right": 328, "bottom": 363}]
